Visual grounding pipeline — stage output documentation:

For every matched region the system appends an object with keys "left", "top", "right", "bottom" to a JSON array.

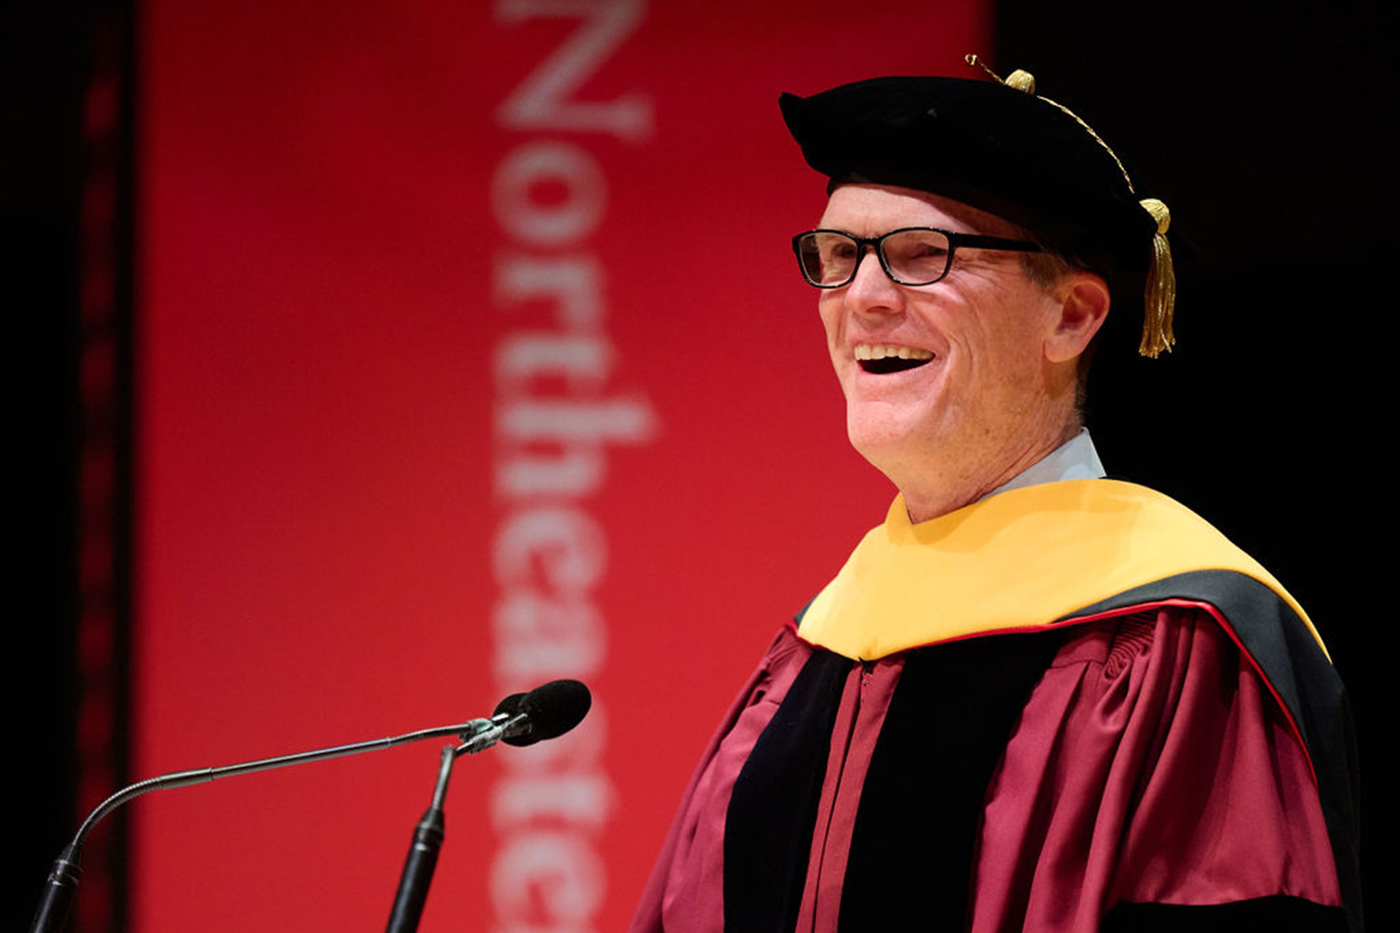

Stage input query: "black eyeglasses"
[{"left": 791, "top": 227, "right": 1042, "bottom": 288}]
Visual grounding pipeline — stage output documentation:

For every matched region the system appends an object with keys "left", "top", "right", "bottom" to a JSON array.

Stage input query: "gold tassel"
[
  {"left": 966, "top": 55, "right": 1178, "bottom": 358},
  {"left": 1139, "top": 198, "right": 1176, "bottom": 357}
]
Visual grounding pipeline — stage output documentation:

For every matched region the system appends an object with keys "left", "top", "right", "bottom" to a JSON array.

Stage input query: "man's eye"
[
  {"left": 892, "top": 244, "right": 947, "bottom": 263},
  {"left": 902, "top": 236, "right": 949, "bottom": 257}
]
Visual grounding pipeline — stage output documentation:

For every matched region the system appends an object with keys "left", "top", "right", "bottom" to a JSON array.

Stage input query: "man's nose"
[{"left": 845, "top": 246, "right": 904, "bottom": 314}]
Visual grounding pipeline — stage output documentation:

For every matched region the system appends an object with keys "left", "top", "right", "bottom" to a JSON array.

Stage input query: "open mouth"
[
  {"left": 861, "top": 357, "right": 932, "bottom": 374},
  {"left": 856, "top": 344, "right": 934, "bottom": 374}
]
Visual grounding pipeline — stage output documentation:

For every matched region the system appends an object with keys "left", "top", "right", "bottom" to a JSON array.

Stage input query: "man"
[{"left": 630, "top": 63, "right": 1360, "bottom": 932}]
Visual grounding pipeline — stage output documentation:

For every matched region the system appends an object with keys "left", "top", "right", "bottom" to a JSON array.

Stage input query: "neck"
[{"left": 898, "top": 418, "right": 1082, "bottom": 524}]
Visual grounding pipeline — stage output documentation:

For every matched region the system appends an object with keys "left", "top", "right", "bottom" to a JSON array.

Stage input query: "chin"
[{"left": 845, "top": 408, "right": 933, "bottom": 475}]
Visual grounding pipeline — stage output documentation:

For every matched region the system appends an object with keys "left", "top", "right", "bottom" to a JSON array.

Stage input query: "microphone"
[
  {"left": 504, "top": 679, "right": 592, "bottom": 746},
  {"left": 466, "top": 679, "right": 592, "bottom": 752}
]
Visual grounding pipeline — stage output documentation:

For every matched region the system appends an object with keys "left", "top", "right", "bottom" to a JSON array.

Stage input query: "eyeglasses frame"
[{"left": 791, "top": 227, "right": 1044, "bottom": 288}]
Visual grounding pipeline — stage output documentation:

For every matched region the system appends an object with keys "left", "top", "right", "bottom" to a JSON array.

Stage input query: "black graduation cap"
[{"left": 779, "top": 61, "right": 1175, "bottom": 357}]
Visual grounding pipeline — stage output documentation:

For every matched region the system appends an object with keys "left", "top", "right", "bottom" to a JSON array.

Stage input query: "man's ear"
[{"left": 1044, "top": 271, "right": 1111, "bottom": 363}]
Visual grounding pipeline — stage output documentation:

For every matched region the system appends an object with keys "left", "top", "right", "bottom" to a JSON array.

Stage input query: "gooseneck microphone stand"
[
  {"left": 28, "top": 717, "right": 495, "bottom": 933},
  {"left": 30, "top": 680, "right": 591, "bottom": 933}
]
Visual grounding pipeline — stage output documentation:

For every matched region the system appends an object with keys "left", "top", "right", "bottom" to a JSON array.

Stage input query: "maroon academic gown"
[{"left": 628, "top": 494, "right": 1358, "bottom": 932}]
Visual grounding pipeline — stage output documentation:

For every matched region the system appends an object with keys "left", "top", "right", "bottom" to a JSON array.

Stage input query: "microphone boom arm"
[
  {"left": 30, "top": 717, "right": 493, "bottom": 933},
  {"left": 69, "top": 718, "right": 492, "bottom": 849}
]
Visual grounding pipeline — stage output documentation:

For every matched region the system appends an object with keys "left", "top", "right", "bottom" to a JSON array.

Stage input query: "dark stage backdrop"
[{"left": 134, "top": 3, "right": 987, "bottom": 932}]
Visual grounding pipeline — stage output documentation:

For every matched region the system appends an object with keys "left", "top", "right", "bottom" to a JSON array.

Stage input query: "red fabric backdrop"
[{"left": 136, "top": 3, "right": 987, "bottom": 929}]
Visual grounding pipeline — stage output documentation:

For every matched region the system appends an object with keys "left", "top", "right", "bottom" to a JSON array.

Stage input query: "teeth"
[{"left": 854, "top": 344, "right": 935, "bottom": 361}]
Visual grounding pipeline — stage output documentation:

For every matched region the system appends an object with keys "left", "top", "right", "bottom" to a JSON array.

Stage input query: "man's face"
[{"left": 817, "top": 184, "right": 1071, "bottom": 498}]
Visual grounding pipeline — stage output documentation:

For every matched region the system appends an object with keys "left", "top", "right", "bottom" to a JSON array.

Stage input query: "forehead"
[{"left": 818, "top": 184, "right": 1026, "bottom": 239}]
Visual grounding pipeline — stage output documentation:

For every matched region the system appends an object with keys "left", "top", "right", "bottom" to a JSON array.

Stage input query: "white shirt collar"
[{"left": 984, "top": 428, "right": 1105, "bottom": 500}]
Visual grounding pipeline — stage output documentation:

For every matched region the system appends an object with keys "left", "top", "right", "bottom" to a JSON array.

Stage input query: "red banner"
[{"left": 137, "top": 3, "right": 987, "bottom": 929}]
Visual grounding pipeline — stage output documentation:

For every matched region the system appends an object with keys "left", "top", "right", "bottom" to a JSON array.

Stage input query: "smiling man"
[{"left": 630, "top": 66, "right": 1360, "bottom": 933}]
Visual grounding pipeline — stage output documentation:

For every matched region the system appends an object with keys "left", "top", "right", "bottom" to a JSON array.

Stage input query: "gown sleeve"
[
  {"left": 628, "top": 627, "right": 813, "bottom": 933},
  {"left": 970, "top": 606, "right": 1347, "bottom": 932}
]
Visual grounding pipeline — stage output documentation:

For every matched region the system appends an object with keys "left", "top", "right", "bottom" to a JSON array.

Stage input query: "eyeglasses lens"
[
  {"left": 883, "top": 230, "right": 951, "bottom": 285},
  {"left": 797, "top": 232, "right": 858, "bottom": 286}
]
